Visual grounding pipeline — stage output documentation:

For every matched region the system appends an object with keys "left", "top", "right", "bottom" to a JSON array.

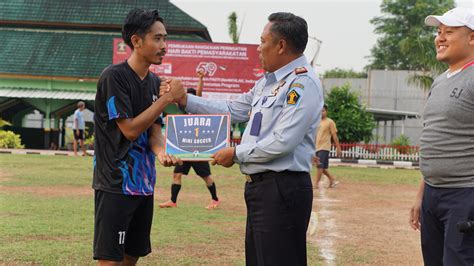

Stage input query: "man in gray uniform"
[
  {"left": 164, "top": 12, "right": 323, "bottom": 266},
  {"left": 409, "top": 7, "right": 474, "bottom": 265}
]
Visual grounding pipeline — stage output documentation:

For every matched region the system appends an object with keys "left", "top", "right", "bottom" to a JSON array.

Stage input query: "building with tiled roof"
[{"left": 0, "top": 0, "right": 211, "bottom": 149}]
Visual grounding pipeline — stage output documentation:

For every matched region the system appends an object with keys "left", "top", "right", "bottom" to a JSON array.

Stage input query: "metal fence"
[
  {"left": 230, "top": 140, "right": 420, "bottom": 162},
  {"left": 331, "top": 143, "right": 420, "bottom": 162}
]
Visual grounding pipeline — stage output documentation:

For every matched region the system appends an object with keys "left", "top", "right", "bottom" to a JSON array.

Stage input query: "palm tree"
[
  {"left": 228, "top": 12, "right": 239, "bottom": 44},
  {"left": 228, "top": 11, "right": 244, "bottom": 138},
  {"left": 400, "top": 27, "right": 446, "bottom": 91}
]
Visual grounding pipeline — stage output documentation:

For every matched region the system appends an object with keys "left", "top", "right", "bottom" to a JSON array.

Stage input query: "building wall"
[
  {"left": 23, "top": 109, "right": 94, "bottom": 129},
  {"left": 322, "top": 70, "right": 429, "bottom": 145}
]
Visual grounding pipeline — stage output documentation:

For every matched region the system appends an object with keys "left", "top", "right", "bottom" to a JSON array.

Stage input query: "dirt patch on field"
[
  {"left": 0, "top": 177, "right": 13, "bottom": 183},
  {"left": 310, "top": 180, "right": 422, "bottom": 265},
  {"left": 0, "top": 170, "right": 13, "bottom": 182},
  {"left": 1, "top": 185, "right": 92, "bottom": 197},
  {"left": 154, "top": 175, "right": 423, "bottom": 264}
]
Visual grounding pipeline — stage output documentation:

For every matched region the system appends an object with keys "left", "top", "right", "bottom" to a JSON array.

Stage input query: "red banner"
[{"left": 113, "top": 39, "right": 263, "bottom": 100}]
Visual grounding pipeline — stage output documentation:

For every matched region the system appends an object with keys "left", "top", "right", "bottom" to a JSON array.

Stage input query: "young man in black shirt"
[{"left": 93, "top": 9, "right": 181, "bottom": 265}]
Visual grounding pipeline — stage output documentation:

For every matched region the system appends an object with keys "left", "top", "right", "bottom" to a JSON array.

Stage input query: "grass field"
[{"left": 0, "top": 154, "right": 423, "bottom": 265}]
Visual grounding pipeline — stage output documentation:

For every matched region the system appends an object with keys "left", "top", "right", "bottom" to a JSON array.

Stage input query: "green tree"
[
  {"left": 323, "top": 68, "right": 367, "bottom": 78},
  {"left": 0, "top": 117, "right": 11, "bottom": 128},
  {"left": 228, "top": 12, "right": 239, "bottom": 44},
  {"left": 0, "top": 118, "right": 24, "bottom": 148},
  {"left": 367, "top": 0, "right": 454, "bottom": 89},
  {"left": 391, "top": 134, "right": 411, "bottom": 153},
  {"left": 325, "top": 84, "right": 376, "bottom": 143}
]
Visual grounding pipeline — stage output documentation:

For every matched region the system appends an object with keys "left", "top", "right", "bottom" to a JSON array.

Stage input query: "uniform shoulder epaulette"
[{"left": 294, "top": 67, "right": 308, "bottom": 75}]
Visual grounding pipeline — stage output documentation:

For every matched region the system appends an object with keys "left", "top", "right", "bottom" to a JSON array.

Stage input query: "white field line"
[{"left": 312, "top": 186, "right": 341, "bottom": 265}]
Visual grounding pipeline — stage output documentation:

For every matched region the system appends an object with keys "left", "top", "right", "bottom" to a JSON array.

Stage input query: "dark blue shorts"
[
  {"left": 316, "top": 150, "right": 330, "bottom": 169},
  {"left": 421, "top": 184, "right": 474, "bottom": 265},
  {"left": 74, "top": 129, "right": 85, "bottom": 140},
  {"left": 174, "top": 161, "right": 211, "bottom": 177}
]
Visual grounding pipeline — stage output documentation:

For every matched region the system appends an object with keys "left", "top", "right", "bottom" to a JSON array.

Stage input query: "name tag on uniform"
[{"left": 250, "top": 111, "right": 262, "bottom": 136}]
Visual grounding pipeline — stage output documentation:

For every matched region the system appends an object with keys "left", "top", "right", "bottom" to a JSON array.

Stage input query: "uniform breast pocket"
[
  {"left": 261, "top": 96, "right": 278, "bottom": 108},
  {"left": 260, "top": 96, "right": 280, "bottom": 130}
]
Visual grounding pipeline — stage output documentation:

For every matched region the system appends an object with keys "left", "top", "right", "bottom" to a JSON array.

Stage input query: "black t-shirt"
[{"left": 93, "top": 61, "right": 163, "bottom": 195}]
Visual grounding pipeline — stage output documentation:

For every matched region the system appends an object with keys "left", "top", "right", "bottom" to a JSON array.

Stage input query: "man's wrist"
[
  {"left": 154, "top": 146, "right": 164, "bottom": 156},
  {"left": 157, "top": 93, "right": 173, "bottom": 105},
  {"left": 178, "top": 93, "right": 188, "bottom": 108},
  {"left": 232, "top": 146, "right": 239, "bottom": 163}
]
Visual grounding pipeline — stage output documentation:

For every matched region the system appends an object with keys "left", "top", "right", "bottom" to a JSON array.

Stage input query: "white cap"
[{"left": 425, "top": 7, "right": 474, "bottom": 30}]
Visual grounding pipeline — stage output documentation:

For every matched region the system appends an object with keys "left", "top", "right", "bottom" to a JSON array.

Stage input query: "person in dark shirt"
[{"left": 92, "top": 9, "right": 181, "bottom": 265}]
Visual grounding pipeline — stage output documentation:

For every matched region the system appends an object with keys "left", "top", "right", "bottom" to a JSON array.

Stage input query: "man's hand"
[
  {"left": 157, "top": 151, "right": 182, "bottom": 167},
  {"left": 169, "top": 79, "right": 186, "bottom": 104},
  {"left": 211, "top": 147, "right": 235, "bottom": 168},
  {"left": 75, "top": 129, "right": 80, "bottom": 137},
  {"left": 409, "top": 199, "right": 422, "bottom": 231},
  {"left": 160, "top": 79, "right": 187, "bottom": 106},
  {"left": 312, "top": 155, "right": 321, "bottom": 169},
  {"left": 336, "top": 147, "right": 342, "bottom": 158},
  {"left": 197, "top": 70, "right": 205, "bottom": 79},
  {"left": 159, "top": 79, "right": 171, "bottom": 96}
]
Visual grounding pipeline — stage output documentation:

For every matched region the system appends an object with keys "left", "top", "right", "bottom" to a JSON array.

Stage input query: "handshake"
[{"left": 159, "top": 79, "right": 187, "bottom": 107}]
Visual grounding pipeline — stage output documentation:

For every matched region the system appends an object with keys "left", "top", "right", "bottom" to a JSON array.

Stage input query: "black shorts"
[
  {"left": 316, "top": 150, "right": 330, "bottom": 169},
  {"left": 74, "top": 129, "right": 85, "bottom": 140},
  {"left": 173, "top": 161, "right": 211, "bottom": 177},
  {"left": 93, "top": 190, "right": 154, "bottom": 261}
]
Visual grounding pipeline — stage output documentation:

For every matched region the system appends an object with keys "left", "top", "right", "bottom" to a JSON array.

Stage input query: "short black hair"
[
  {"left": 122, "top": 9, "right": 164, "bottom": 49},
  {"left": 187, "top": 88, "right": 197, "bottom": 95},
  {"left": 268, "top": 12, "right": 308, "bottom": 54},
  {"left": 323, "top": 104, "right": 328, "bottom": 110}
]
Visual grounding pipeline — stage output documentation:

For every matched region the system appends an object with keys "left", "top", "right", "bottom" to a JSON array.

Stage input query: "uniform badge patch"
[
  {"left": 287, "top": 90, "right": 300, "bottom": 105},
  {"left": 290, "top": 83, "right": 305, "bottom": 90}
]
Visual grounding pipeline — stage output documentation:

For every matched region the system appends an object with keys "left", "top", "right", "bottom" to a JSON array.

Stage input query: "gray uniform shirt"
[
  {"left": 420, "top": 66, "right": 474, "bottom": 187},
  {"left": 185, "top": 55, "right": 324, "bottom": 175}
]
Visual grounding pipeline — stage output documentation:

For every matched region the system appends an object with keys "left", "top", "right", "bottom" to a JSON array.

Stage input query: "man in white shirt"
[{"left": 73, "top": 101, "right": 86, "bottom": 156}]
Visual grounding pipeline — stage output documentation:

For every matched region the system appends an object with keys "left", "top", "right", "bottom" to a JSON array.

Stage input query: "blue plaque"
[{"left": 165, "top": 114, "right": 230, "bottom": 161}]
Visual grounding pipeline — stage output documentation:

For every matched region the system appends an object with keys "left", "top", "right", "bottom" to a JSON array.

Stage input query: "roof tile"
[
  {"left": 0, "top": 28, "right": 207, "bottom": 78},
  {"left": 0, "top": 0, "right": 206, "bottom": 30}
]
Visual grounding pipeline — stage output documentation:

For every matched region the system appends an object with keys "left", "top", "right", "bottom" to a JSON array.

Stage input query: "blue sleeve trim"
[
  {"left": 107, "top": 96, "right": 130, "bottom": 120},
  {"left": 107, "top": 96, "right": 118, "bottom": 120}
]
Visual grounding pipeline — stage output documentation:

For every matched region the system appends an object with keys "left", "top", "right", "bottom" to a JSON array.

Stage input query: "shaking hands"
[{"left": 160, "top": 78, "right": 187, "bottom": 107}]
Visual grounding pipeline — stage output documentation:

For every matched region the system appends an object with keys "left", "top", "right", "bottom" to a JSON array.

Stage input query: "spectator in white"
[{"left": 73, "top": 101, "right": 86, "bottom": 156}]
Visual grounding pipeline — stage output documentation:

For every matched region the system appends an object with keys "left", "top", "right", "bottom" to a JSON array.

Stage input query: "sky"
[{"left": 170, "top": 0, "right": 473, "bottom": 74}]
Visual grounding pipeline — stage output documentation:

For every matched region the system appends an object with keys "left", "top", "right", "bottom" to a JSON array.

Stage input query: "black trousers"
[
  {"left": 244, "top": 171, "right": 313, "bottom": 266},
  {"left": 421, "top": 184, "right": 474, "bottom": 266}
]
